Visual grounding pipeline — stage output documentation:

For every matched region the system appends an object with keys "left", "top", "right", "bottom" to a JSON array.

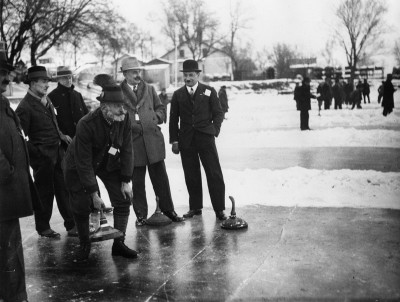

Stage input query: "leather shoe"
[
  {"left": 164, "top": 210, "right": 185, "bottom": 222},
  {"left": 183, "top": 209, "right": 202, "bottom": 218},
  {"left": 112, "top": 240, "right": 138, "bottom": 259},
  {"left": 215, "top": 211, "right": 227, "bottom": 221},
  {"left": 39, "top": 229, "right": 61, "bottom": 238},
  {"left": 135, "top": 217, "right": 147, "bottom": 226}
]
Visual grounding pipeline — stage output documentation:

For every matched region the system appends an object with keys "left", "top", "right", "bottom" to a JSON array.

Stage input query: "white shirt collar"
[
  {"left": 127, "top": 82, "right": 138, "bottom": 91},
  {"left": 186, "top": 82, "right": 198, "bottom": 94}
]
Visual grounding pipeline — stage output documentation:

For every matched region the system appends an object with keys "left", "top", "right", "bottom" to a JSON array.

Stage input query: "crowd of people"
[
  {"left": 294, "top": 75, "right": 397, "bottom": 130},
  {"left": 0, "top": 50, "right": 230, "bottom": 301}
]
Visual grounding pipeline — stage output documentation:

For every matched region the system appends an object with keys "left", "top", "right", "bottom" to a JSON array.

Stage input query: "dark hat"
[
  {"left": 303, "top": 76, "right": 311, "bottom": 83},
  {"left": 24, "top": 66, "right": 50, "bottom": 84},
  {"left": 53, "top": 66, "right": 73, "bottom": 78},
  {"left": 97, "top": 84, "right": 125, "bottom": 104},
  {"left": 0, "top": 41, "right": 13, "bottom": 72},
  {"left": 180, "top": 60, "right": 201, "bottom": 72}
]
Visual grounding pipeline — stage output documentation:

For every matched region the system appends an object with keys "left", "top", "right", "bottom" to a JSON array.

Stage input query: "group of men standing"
[
  {"left": 1, "top": 54, "right": 228, "bottom": 301},
  {"left": 294, "top": 75, "right": 397, "bottom": 130}
]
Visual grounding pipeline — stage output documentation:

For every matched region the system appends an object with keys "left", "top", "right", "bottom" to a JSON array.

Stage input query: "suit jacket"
[
  {"left": 15, "top": 91, "right": 63, "bottom": 166},
  {"left": 63, "top": 108, "right": 133, "bottom": 194},
  {"left": 48, "top": 83, "right": 89, "bottom": 138},
  {"left": 169, "top": 82, "right": 223, "bottom": 150},
  {"left": 0, "top": 95, "right": 41, "bottom": 221},
  {"left": 120, "top": 80, "right": 166, "bottom": 166}
]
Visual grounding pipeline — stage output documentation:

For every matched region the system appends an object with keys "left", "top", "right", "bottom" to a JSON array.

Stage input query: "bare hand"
[
  {"left": 63, "top": 135, "right": 72, "bottom": 144},
  {"left": 121, "top": 182, "right": 133, "bottom": 200},
  {"left": 91, "top": 192, "right": 105, "bottom": 210},
  {"left": 172, "top": 142, "right": 180, "bottom": 154}
]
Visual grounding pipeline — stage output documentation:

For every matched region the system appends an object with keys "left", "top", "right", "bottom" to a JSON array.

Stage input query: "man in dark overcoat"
[
  {"left": 332, "top": 77, "right": 344, "bottom": 110},
  {"left": 120, "top": 56, "right": 183, "bottom": 225},
  {"left": 382, "top": 73, "right": 396, "bottom": 116},
  {"left": 0, "top": 47, "right": 40, "bottom": 302},
  {"left": 297, "top": 77, "right": 316, "bottom": 130},
  {"left": 169, "top": 59, "right": 227, "bottom": 221},
  {"left": 63, "top": 84, "right": 137, "bottom": 262},
  {"left": 48, "top": 66, "right": 89, "bottom": 140},
  {"left": 15, "top": 66, "right": 75, "bottom": 238},
  {"left": 362, "top": 78, "right": 370, "bottom": 104}
]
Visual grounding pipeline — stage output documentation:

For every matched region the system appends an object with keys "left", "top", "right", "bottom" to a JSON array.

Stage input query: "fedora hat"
[
  {"left": 97, "top": 84, "right": 126, "bottom": 104},
  {"left": 24, "top": 66, "right": 50, "bottom": 84},
  {"left": 0, "top": 41, "right": 13, "bottom": 72},
  {"left": 120, "top": 56, "right": 143, "bottom": 72},
  {"left": 53, "top": 66, "right": 73, "bottom": 78},
  {"left": 180, "top": 60, "right": 201, "bottom": 72}
]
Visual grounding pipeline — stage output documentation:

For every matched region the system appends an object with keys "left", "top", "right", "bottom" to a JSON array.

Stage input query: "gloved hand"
[
  {"left": 91, "top": 192, "right": 105, "bottom": 210},
  {"left": 121, "top": 182, "right": 133, "bottom": 200},
  {"left": 172, "top": 142, "right": 180, "bottom": 154}
]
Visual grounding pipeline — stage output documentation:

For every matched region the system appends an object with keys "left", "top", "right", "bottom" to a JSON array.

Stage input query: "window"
[{"left": 179, "top": 49, "right": 185, "bottom": 58}]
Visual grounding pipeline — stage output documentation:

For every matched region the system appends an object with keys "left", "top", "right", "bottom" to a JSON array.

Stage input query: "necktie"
[
  {"left": 41, "top": 97, "right": 48, "bottom": 107},
  {"left": 134, "top": 84, "right": 138, "bottom": 92}
]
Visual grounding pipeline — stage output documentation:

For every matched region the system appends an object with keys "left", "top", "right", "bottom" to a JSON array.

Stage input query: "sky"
[{"left": 112, "top": 0, "right": 400, "bottom": 70}]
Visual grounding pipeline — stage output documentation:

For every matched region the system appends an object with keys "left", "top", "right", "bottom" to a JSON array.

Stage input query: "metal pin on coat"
[
  {"left": 90, "top": 209, "right": 124, "bottom": 242},
  {"left": 221, "top": 196, "right": 248, "bottom": 230},
  {"left": 146, "top": 197, "right": 172, "bottom": 226}
]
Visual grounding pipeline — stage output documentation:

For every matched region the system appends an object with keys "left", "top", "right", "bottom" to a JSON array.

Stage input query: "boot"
[
  {"left": 74, "top": 220, "right": 91, "bottom": 263},
  {"left": 112, "top": 213, "right": 138, "bottom": 259},
  {"left": 112, "top": 239, "right": 138, "bottom": 259}
]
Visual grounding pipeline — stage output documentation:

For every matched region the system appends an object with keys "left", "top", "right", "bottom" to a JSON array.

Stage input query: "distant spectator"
[
  {"left": 350, "top": 83, "right": 363, "bottom": 109},
  {"left": 317, "top": 77, "right": 332, "bottom": 110},
  {"left": 362, "top": 79, "right": 370, "bottom": 104},
  {"left": 293, "top": 75, "right": 303, "bottom": 111},
  {"left": 343, "top": 80, "right": 353, "bottom": 107},
  {"left": 382, "top": 74, "right": 396, "bottom": 116},
  {"left": 332, "top": 78, "right": 344, "bottom": 110},
  {"left": 377, "top": 81, "right": 384, "bottom": 104},
  {"left": 218, "top": 85, "right": 229, "bottom": 119},
  {"left": 297, "top": 77, "right": 316, "bottom": 130},
  {"left": 158, "top": 88, "right": 169, "bottom": 123}
]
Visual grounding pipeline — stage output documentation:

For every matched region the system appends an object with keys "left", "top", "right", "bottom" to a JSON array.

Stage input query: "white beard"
[{"left": 101, "top": 105, "right": 126, "bottom": 122}]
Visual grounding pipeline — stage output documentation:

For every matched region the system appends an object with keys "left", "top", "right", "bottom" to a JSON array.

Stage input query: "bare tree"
[
  {"left": 161, "top": 0, "right": 220, "bottom": 60},
  {"left": 255, "top": 46, "right": 273, "bottom": 72},
  {"left": 272, "top": 43, "right": 297, "bottom": 79},
  {"left": 0, "top": 0, "right": 113, "bottom": 66},
  {"left": 220, "top": 0, "right": 251, "bottom": 80},
  {"left": 321, "top": 39, "right": 336, "bottom": 66},
  {"left": 335, "top": 0, "right": 387, "bottom": 80}
]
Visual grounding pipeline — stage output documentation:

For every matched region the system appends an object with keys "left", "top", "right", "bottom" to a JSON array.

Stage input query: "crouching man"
[{"left": 63, "top": 84, "right": 137, "bottom": 262}]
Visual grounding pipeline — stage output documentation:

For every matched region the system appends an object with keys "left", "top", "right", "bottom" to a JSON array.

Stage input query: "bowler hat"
[
  {"left": 24, "top": 66, "right": 50, "bottom": 84},
  {"left": 54, "top": 66, "right": 73, "bottom": 78},
  {"left": 97, "top": 84, "right": 126, "bottom": 104},
  {"left": 180, "top": 60, "right": 201, "bottom": 72},
  {"left": 0, "top": 41, "right": 13, "bottom": 72},
  {"left": 120, "top": 57, "right": 143, "bottom": 72}
]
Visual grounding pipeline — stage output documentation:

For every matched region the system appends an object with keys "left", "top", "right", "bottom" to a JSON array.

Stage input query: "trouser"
[
  {"left": 132, "top": 160, "right": 174, "bottom": 218},
  {"left": 65, "top": 169, "right": 131, "bottom": 242},
  {"left": 324, "top": 98, "right": 331, "bottom": 109},
  {"left": 32, "top": 149, "right": 74, "bottom": 233},
  {"left": 334, "top": 98, "right": 342, "bottom": 109},
  {"left": 0, "top": 219, "right": 27, "bottom": 302},
  {"left": 180, "top": 132, "right": 225, "bottom": 212},
  {"left": 300, "top": 110, "right": 309, "bottom": 130},
  {"left": 363, "top": 93, "right": 370, "bottom": 103}
]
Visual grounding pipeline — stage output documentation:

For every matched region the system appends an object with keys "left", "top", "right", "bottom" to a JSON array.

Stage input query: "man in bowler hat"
[
  {"left": 119, "top": 56, "right": 184, "bottom": 225},
  {"left": 63, "top": 84, "right": 137, "bottom": 262},
  {"left": 169, "top": 59, "right": 227, "bottom": 220},
  {"left": 16, "top": 66, "right": 76, "bottom": 238},
  {"left": 0, "top": 44, "right": 40, "bottom": 302}
]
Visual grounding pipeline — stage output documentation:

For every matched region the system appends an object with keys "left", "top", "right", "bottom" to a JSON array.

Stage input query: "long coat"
[
  {"left": 382, "top": 80, "right": 395, "bottom": 111},
  {"left": 15, "top": 92, "right": 64, "bottom": 166},
  {"left": 0, "top": 96, "right": 40, "bottom": 221},
  {"left": 297, "top": 84, "right": 315, "bottom": 111},
  {"left": 48, "top": 83, "right": 88, "bottom": 138},
  {"left": 120, "top": 80, "right": 166, "bottom": 167},
  {"left": 169, "top": 82, "right": 224, "bottom": 150},
  {"left": 218, "top": 88, "right": 229, "bottom": 112},
  {"left": 63, "top": 108, "right": 133, "bottom": 194}
]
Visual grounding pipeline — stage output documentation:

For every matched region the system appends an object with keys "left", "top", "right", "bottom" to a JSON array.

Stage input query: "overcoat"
[
  {"left": 382, "top": 80, "right": 395, "bottom": 111},
  {"left": 63, "top": 108, "right": 133, "bottom": 194},
  {"left": 169, "top": 82, "right": 224, "bottom": 150},
  {"left": 48, "top": 83, "right": 89, "bottom": 138},
  {"left": 0, "top": 96, "right": 40, "bottom": 221},
  {"left": 120, "top": 80, "right": 166, "bottom": 167},
  {"left": 297, "top": 84, "right": 315, "bottom": 111},
  {"left": 15, "top": 92, "right": 64, "bottom": 166}
]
